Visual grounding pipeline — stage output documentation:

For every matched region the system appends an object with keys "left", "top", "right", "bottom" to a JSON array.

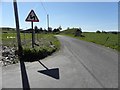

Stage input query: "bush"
[
  {"left": 96, "top": 30, "right": 101, "bottom": 33},
  {"left": 21, "top": 47, "right": 56, "bottom": 62},
  {"left": 102, "top": 31, "right": 107, "bottom": 34}
]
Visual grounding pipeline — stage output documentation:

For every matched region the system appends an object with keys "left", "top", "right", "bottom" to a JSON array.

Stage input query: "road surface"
[{"left": 2, "top": 35, "right": 118, "bottom": 88}]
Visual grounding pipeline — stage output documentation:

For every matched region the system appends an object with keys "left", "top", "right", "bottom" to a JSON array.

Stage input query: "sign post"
[
  {"left": 25, "top": 10, "right": 39, "bottom": 48},
  {"left": 31, "top": 22, "right": 34, "bottom": 48}
]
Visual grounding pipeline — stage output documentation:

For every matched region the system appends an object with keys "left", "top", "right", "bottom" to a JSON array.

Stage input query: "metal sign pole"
[
  {"left": 33, "top": 26, "right": 35, "bottom": 45},
  {"left": 31, "top": 21, "right": 34, "bottom": 48}
]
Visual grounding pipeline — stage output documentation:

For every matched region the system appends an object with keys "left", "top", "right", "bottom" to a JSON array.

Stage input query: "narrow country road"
[{"left": 2, "top": 35, "right": 118, "bottom": 88}]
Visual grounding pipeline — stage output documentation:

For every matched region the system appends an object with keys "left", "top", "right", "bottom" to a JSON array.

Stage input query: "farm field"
[
  {"left": 1, "top": 28, "right": 60, "bottom": 49},
  {"left": 2, "top": 32, "right": 60, "bottom": 49},
  {"left": 1, "top": 28, "right": 60, "bottom": 65},
  {"left": 61, "top": 29, "right": 120, "bottom": 52}
]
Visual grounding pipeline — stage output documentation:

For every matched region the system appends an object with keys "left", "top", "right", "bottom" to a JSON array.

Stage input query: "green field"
[
  {"left": 1, "top": 28, "right": 60, "bottom": 62},
  {"left": 1, "top": 32, "right": 60, "bottom": 48},
  {"left": 61, "top": 29, "right": 120, "bottom": 52},
  {"left": 1, "top": 28, "right": 119, "bottom": 53}
]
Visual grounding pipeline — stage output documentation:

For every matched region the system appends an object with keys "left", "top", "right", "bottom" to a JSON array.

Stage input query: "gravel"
[{"left": 1, "top": 46, "right": 18, "bottom": 66}]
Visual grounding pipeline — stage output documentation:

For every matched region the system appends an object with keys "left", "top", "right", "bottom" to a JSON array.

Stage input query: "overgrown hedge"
[{"left": 21, "top": 47, "right": 57, "bottom": 62}]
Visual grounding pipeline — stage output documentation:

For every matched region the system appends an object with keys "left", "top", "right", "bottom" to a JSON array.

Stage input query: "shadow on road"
[
  {"left": 38, "top": 60, "right": 60, "bottom": 80},
  {"left": 20, "top": 60, "right": 30, "bottom": 90}
]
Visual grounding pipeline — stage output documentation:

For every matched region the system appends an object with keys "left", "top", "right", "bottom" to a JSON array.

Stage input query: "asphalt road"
[{"left": 2, "top": 35, "right": 118, "bottom": 88}]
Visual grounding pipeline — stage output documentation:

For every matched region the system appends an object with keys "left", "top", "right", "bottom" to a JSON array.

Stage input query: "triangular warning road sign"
[{"left": 25, "top": 10, "right": 39, "bottom": 22}]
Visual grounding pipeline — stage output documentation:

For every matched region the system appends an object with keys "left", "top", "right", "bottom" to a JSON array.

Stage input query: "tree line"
[
  {"left": 96, "top": 30, "right": 119, "bottom": 34},
  {"left": 22, "top": 26, "right": 62, "bottom": 33}
]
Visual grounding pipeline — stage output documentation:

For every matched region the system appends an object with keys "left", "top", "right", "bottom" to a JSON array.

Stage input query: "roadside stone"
[{"left": 1, "top": 46, "right": 18, "bottom": 66}]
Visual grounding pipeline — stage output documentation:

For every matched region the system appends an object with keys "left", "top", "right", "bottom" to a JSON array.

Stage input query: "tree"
[
  {"left": 39, "top": 27, "right": 43, "bottom": 33},
  {"left": 48, "top": 27, "right": 52, "bottom": 32},
  {"left": 102, "top": 31, "right": 107, "bottom": 34},
  {"left": 53, "top": 28, "right": 57, "bottom": 32},
  {"left": 34, "top": 26, "right": 38, "bottom": 33},
  {"left": 67, "top": 27, "right": 70, "bottom": 30},
  {"left": 53, "top": 28, "right": 60, "bottom": 33},
  {"left": 96, "top": 30, "right": 101, "bottom": 33},
  {"left": 58, "top": 26, "right": 62, "bottom": 31},
  {"left": 43, "top": 28, "right": 48, "bottom": 34}
]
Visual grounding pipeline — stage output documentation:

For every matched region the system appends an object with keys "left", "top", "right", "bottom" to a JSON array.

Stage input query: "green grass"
[
  {"left": 22, "top": 33, "right": 60, "bottom": 62},
  {"left": 2, "top": 33, "right": 60, "bottom": 47},
  {"left": 61, "top": 29, "right": 120, "bottom": 52},
  {"left": 1, "top": 29, "right": 60, "bottom": 62}
]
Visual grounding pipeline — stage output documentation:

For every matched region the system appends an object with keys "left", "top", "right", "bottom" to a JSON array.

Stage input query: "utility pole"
[
  {"left": 47, "top": 14, "right": 49, "bottom": 31},
  {"left": 13, "top": 0, "right": 22, "bottom": 57},
  {"left": 13, "top": 1, "right": 30, "bottom": 89}
]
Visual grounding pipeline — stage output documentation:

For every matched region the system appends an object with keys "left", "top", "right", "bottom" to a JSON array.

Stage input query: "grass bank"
[
  {"left": 60, "top": 30, "right": 119, "bottom": 52},
  {"left": 2, "top": 32, "right": 60, "bottom": 62},
  {"left": 21, "top": 33, "right": 60, "bottom": 62}
]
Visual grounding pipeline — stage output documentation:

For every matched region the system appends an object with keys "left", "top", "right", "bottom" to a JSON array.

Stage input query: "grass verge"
[
  {"left": 2, "top": 32, "right": 60, "bottom": 62},
  {"left": 21, "top": 34, "right": 60, "bottom": 62},
  {"left": 60, "top": 32, "right": 120, "bottom": 52}
]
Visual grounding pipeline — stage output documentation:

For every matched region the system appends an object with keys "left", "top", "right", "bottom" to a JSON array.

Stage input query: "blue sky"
[{"left": 1, "top": 2, "right": 118, "bottom": 32}]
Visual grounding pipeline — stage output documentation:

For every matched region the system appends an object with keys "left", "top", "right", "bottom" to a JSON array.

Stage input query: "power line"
[
  {"left": 40, "top": 1, "right": 48, "bottom": 15},
  {"left": 33, "top": 0, "right": 48, "bottom": 15},
  {"left": 39, "top": 0, "right": 50, "bottom": 31},
  {"left": 32, "top": 0, "right": 49, "bottom": 30}
]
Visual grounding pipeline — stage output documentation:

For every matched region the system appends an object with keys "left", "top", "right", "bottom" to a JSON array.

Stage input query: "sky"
[{"left": 1, "top": 1, "right": 118, "bottom": 32}]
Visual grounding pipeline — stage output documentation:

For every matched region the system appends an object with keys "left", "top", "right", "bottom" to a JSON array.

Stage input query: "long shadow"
[
  {"left": 38, "top": 60, "right": 60, "bottom": 80},
  {"left": 20, "top": 60, "right": 30, "bottom": 90}
]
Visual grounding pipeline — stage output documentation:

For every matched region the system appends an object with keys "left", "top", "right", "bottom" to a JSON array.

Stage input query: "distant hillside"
[
  {"left": 0, "top": 27, "right": 15, "bottom": 30},
  {"left": 0, "top": 27, "right": 23, "bottom": 33},
  {"left": 0, "top": 27, "right": 16, "bottom": 33},
  {"left": 61, "top": 28, "right": 77, "bottom": 35},
  {"left": 61, "top": 28, "right": 119, "bottom": 35}
]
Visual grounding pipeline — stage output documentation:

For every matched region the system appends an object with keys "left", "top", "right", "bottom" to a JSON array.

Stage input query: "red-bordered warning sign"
[{"left": 25, "top": 10, "right": 39, "bottom": 22}]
